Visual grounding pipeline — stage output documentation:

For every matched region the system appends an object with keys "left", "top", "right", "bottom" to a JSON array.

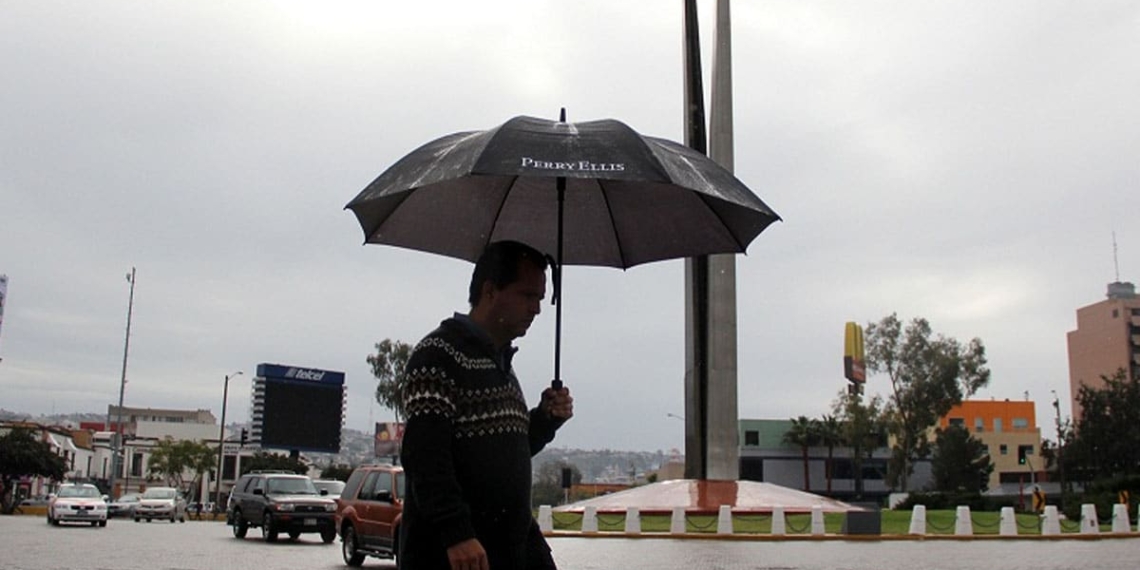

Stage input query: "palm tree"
[
  {"left": 782, "top": 416, "right": 820, "bottom": 491},
  {"left": 817, "top": 414, "right": 845, "bottom": 495}
]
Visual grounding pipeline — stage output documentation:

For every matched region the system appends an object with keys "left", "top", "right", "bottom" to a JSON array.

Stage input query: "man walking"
[{"left": 400, "top": 240, "right": 574, "bottom": 570}]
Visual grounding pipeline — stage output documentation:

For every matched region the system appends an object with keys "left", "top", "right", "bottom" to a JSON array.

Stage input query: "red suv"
[{"left": 335, "top": 464, "right": 404, "bottom": 566}]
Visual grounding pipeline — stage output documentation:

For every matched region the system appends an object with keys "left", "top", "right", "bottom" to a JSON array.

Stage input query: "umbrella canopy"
[
  {"left": 346, "top": 115, "right": 780, "bottom": 269},
  {"left": 346, "top": 114, "right": 781, "bottom": 388}
]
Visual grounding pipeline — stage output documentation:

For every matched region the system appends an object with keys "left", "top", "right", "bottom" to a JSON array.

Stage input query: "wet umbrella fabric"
[
  {"left": 345, "top": 115, "right": 781, "bottom": 387},
  {"left": 345, "top": 115, "right": 780, "bottom": 269}
]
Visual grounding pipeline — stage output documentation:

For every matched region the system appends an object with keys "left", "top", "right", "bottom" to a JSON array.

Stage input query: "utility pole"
[
  {"left": 109, "top": 267, "right": 135, "bottom": 499},
  {"left": 214, "top": 371, "right": 243, "bottom": 513}
]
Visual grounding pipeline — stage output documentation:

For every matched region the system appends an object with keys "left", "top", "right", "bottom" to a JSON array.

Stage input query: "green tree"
[
  {"left": 369, "top": 339, "right": 414, "bottom": 422},
  {"left": 240, "top": 452, "right": 308, "bottom": 476},
  {"left": 0, "top": 428, "right": 68, "bottom": 514},
  {"left": 865, "top": 313, "right": 989, "bottom": 491},
  {"left": 531, "top": 460, "right": 582, "bottom": 508},
  {"left": 817, "top": 414, "right": 844, "bottom": 495},
  {"left": 782, "top": 416, "right": 821, "bottom": 492},
  {"left": 1063, "top": 368, "right": 1140, "bottom": 483},
  {"left": 833, "top": 390, "right": 888, "bottom": 498},
  {"left": 146, "top": 438, "right": 216, "bottom": 499},
  {"left": 930, "top": 424, "right": 993, "bottom": 493}
]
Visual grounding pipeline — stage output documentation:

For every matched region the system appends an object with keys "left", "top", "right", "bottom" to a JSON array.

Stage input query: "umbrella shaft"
[{"left": 553, "top": 177, "right": 565, "bottom": 389}]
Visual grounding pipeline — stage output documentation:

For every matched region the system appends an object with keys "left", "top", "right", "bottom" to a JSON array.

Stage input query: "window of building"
[
  {"left": 130, "top": 452, "right": 143, "bottom": 477},
  {"left": 1012, "top": 418, "right": 1029, "bottom": 429},
  {"left": 1000, "top": 444, "right": 1008, "bottom": 455},
  {"left": 993, "top": 418, "right": 1003, "bottom": 433},
  {"left": 744, "top": 430, "right": 759, "bottom": 446},
  {"left": 948, "top": 418, "right": 965, "bottom": 428},
  {"left": 1113, "top": 309, "right": 1119, "bottom": 318},
  {"left": 974, "top": 417, "right": 985, "bottom": 433}
]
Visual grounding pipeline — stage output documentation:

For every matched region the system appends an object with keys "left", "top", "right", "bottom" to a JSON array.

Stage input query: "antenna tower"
[{"left": 1112, "top": 231, "right": 1120, "bottom": 282}]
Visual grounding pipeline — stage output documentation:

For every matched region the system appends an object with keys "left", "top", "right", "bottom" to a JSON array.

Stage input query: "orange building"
[
  {"left": 939, "top": 400, "right": 1042, "bottom": 490},
  {"left": 1066, "top": 281, "right": 1140, "bottom": 421}
]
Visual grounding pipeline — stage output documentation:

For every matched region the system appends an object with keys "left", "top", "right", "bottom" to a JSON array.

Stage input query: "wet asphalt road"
[{"left": 2, "top": 514, "right": 1139, "bottom": 570}]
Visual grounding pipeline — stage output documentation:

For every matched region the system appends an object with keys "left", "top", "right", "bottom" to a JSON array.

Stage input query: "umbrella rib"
[
  {"left": 694, "top": 191, "right": 749, "bottom": 254},
  {"left": 487, "top": 175, "right": 519, "bottom": 251},
  {"left": 595, "top": 179, "right": 629, "bottom": 268}
]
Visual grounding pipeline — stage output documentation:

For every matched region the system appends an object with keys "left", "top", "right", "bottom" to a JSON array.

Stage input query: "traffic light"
[
  {"left": 1017, "top": 446, "right": 1027, "bottom": 465},
  {"left": 240, "top": 428, "right": 248, "bottom": 445}
]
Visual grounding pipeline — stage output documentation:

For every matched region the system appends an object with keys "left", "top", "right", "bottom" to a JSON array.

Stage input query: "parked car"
[
  {"left": 335, "top": 464, "right": 404, "bottom": 567},
  {"left": 227, "top": 471, "right": 337, "bottom": 543},
  {"left": 312, "top": 479, "right": 346, "bottom": 497},
  {"left": 134, "top": 487, "right": 187, "bottom": 523},
  {"left": 19, "top": 495, "right": 52, "bottom": 507},
  {"left": 108, "top": 492, "right": 142, "bottom": 518},
  {"left": 47, "top": 483, "right": 108, "bottom": 527}
]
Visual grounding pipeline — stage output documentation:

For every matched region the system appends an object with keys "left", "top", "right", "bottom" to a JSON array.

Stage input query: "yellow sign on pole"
[
  {"left": 844, "top": 322, "right": 866, "bottom": 383},
  {"left": 1032, "top": 488, "right": 1046, "bottom": 513}
]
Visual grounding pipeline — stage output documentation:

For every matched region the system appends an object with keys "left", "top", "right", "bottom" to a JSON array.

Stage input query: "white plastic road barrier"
[
  {"left": 1111, "top": 504, "right": 1130, "bottom": 533},
  {"left": 1080, "top": 504, "right": 1099, "bottom": 534},
  {"left": 717, "top": 505, "right": 733, "bottom": 534},
  {"left": 581, "top": 506, "right": 598, "bottom": 533},
  {"left": 771, "top": 507, "right": 786, "bottom": 536},
  {"left": 1041, "top": 505, "right": 1061, "bottom": 535},
  {"left": 811, "top": 505, "right": 825, "bottom": 535},
  {"left": 538, "top": 505, "right": 553, "bottom": 532},
  {"left": 999, "top": 506, "right": 1017, "bottom": 536},
  {"left": 954, "top": 506, "right": 973, "bottom": 536},
  {"left": 909, "top": 505, "right": 927, "bottom": 535},
  {"left": 670, "top": 507, "right": 687, "bottom": 534},
  {"left": 624, "top": 507, "right": 641, "bottom": 534}
]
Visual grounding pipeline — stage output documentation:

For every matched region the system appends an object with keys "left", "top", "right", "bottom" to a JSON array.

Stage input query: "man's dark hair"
[{"left": 468, "top": 240, "right": 549, "bottom": 306}]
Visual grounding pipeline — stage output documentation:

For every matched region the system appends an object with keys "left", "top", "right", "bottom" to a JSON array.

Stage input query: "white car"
[
  {"left": 134, "top": 487, "right": 187, "bottom": 523},
  {"left": 47, "top": 483, "right": 108, "bottom": 527}
]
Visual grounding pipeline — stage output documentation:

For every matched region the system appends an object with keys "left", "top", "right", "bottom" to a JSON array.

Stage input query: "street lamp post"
[
  {"left": 109, "top": 267, "right": 136, "bottom": 498},
  {"left": 1052, "top": 390, "right": 1065, "bottom": 506},
  {"left": 214, "top": 371, "right": 243, "bottom": 513}
]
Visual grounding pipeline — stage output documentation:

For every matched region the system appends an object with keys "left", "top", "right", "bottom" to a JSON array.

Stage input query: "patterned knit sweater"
[{"left": 398, "top": 316, "right": 562, "bottom": 570}]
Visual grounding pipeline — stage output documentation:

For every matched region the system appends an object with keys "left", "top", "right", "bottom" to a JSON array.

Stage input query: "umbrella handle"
[{"left": 544, "top": 252, "right": 561, "bottom": 395}]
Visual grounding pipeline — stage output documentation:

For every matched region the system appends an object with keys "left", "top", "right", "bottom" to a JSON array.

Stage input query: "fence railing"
[{"left": 536, "top": 502, "right": 1140, "bottom": 538}]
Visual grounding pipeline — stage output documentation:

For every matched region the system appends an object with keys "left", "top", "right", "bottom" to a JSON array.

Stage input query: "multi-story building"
[
  {"left": 1066, "top": 281, "right": 1140, "bottom": 421},
  {"left": 84, "top": 406, "right": 219, "bottom": 498},
  {"left": 737, "top": 418, "right": 928, "bottom": 502},
  {"left": 738, "top": 400, "right": 1047, "bottom": 501},
  {"left": 938, "top": 400, "right": 1043, "bottom": 492}
]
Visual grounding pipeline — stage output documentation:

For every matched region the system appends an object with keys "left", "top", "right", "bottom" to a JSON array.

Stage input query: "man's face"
[{"left": 485, "top": 260, "right": 546, "bottom": 343}]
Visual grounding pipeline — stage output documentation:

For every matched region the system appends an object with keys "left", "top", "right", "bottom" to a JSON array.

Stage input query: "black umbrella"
[{"left": 346, "top": 113, "right": 780, "bottom": 388}]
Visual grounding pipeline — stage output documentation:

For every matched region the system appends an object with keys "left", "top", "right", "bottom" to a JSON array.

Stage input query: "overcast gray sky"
[{"left": 2, "top": 1, "right": 1137, "bottom": 453}]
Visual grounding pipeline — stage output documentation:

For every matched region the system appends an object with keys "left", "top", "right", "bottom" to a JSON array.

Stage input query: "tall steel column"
[
  {"left": 705, "top": 0, "right": 741, "bottom": 480},
  {"left": 683, "top": 0, "right": 740, "bottom": 481},
  {"left": 682, "top": 0, "right": 709, "bottom": 480}
]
